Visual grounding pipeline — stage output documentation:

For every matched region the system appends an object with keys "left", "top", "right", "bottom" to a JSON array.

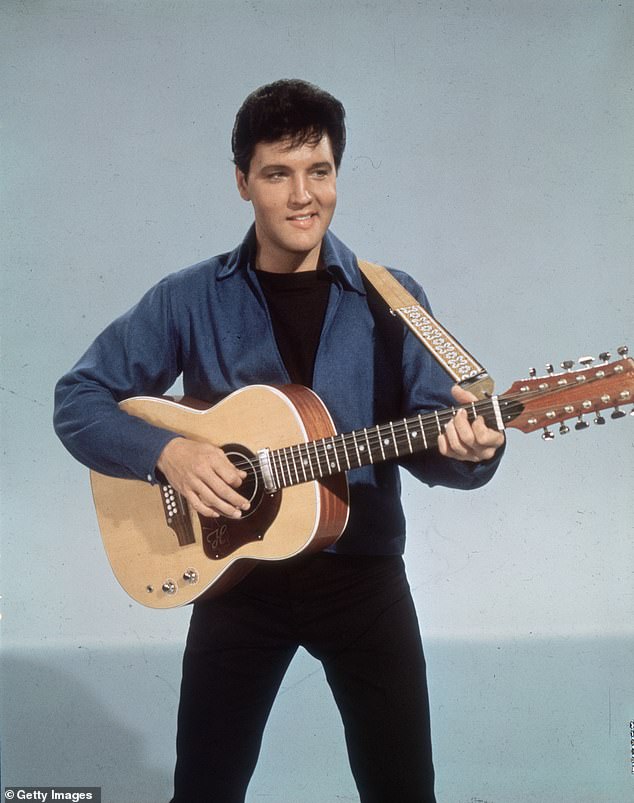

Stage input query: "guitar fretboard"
[{"left": 267, "top": 399, "right": 503, "bottom": 489}]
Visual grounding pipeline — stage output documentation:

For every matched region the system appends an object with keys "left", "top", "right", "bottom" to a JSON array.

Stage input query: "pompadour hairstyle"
[{"left": 231, "top": 79, "right": 346, "bottom": 175}]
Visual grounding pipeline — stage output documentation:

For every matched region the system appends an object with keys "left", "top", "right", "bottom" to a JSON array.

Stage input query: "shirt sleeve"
[
  {"left": 53, "top": 277, "right": 183, "bottom": 482},
  {"left": 392, "top": 269, "right": 505, "bottom": 490}
]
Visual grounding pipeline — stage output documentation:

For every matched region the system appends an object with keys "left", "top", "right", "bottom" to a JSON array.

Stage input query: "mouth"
[{"left": 287, "top": 212, "right": 318, "bottom": 227}]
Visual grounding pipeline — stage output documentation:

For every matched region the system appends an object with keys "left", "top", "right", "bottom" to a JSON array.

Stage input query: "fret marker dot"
[{"left": 359, "top": 445, "right": 365, "bottom": 452}]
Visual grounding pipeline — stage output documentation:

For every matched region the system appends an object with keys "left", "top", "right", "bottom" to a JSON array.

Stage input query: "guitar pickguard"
[
  {"left": 201, "top": 491, "right": 282, "bottom": 560},
  {"left": 201, "top": 443, "right": 282, "bottom": 560}
]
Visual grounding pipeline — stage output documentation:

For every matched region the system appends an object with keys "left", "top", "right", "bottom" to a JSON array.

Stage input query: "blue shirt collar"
[{"left": 216, "top": 225, "right": 366, "bottom": 295}]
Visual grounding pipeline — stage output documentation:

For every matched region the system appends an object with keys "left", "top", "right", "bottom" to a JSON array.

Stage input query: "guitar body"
[{"left": 90, "top": 384, "right": 350, "bottom": 608}]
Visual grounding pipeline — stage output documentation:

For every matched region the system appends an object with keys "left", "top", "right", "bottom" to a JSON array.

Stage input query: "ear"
[{"left": 235, "top": 166, "right": 251, "bottom": 201}]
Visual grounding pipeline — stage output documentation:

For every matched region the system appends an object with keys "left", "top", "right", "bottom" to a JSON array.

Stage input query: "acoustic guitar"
[{"left": 90, "top": 352, "right": 633, "bottom": 608}]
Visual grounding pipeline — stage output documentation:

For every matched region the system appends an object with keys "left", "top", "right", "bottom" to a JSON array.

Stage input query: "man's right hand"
[{"left": 156, "top": 437, "right": 251, "bottom": 519}]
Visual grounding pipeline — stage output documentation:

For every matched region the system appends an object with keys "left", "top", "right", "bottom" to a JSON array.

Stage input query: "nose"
[{"left": 288, "top": 175, "right": 311, "bottom": 207}]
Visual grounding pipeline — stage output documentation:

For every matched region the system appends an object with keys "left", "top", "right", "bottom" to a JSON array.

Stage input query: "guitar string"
[
  {"left": 222, "top": 370, "right": 625, "bottom": 486},
  {"left": 229, "top": 372, "right": 626, "bottom": 481}
]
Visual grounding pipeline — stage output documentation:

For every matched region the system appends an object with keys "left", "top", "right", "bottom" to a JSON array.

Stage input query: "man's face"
[{"left": 236, "top": 135, "right": 337, "bottom": 272}]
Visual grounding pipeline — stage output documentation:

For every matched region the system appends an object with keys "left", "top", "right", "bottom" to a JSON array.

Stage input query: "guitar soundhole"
[{"left": 223, "top": 444, "right": 262, "bottom": 517}]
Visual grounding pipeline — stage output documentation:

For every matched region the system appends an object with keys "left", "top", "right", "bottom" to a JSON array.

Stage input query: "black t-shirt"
[{"left": 255, "top": 269, "right": 332, "bottom": 387}]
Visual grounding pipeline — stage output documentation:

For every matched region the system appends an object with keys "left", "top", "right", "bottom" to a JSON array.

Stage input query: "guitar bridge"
[{"left": 160, "top": 481, "right": 195, "bottom": 546}]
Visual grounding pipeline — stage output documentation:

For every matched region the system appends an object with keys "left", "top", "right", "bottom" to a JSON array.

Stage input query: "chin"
[{"left": 284, "top": 235, "right": 323, "bottom": 254}]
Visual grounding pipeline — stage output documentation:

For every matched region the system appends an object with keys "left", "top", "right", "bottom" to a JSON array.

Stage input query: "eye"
[{"left": 266, "top": 171, "right": 286, "bottom": 181}]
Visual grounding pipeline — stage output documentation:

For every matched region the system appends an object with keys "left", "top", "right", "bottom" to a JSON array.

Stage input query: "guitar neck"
[
  {"left": 262, "top": 353, "right": 634, "bottom": 491},
  {"left": 264, "top": 398, "right": 503, "bottom": 490}
]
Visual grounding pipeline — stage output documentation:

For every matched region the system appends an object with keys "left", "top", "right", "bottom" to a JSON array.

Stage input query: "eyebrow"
[{"left": 259, "top": 161, "right": 334, "bottom": 173}]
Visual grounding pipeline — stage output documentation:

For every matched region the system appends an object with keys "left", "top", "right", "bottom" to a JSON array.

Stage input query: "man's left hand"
[{"left": 437, "top": 384, "right": 505, "bottom": 463}]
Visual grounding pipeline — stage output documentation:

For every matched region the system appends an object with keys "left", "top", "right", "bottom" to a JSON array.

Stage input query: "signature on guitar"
[{"left": 206, "top": 523, "right": 229, "bottom": 552}]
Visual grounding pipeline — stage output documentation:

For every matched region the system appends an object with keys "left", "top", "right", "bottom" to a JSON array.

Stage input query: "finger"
[
  {"left": 183, "top": 488, "right": 222, "bottom": 518},
  {"left": 441, "top": 414, "right": 471, "bottom": 459},
  {"left": 198, "top": 475, "right": 251, "bottom": 512},
  {"left": 190, "top": 483, "right": 248, "bottom": 519},
  {"left": 471, "top": 416, "right": 505, "bottom": 449},
  {"left": 450, "top": 408, "right": 476, "bottom": 448},
  {"left": 210, "top": 453, "right": 248, "bottom": 489},
  {"left": 437, "top": 430, "right": 449, "bottom": 457},
  {"left": 450, "top": 384, "right": 478, "bottom": 405}
]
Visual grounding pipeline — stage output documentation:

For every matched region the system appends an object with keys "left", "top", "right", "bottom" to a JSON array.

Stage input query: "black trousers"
[{"left": 171, "top": 553, "right": 436, "bottom": 803}]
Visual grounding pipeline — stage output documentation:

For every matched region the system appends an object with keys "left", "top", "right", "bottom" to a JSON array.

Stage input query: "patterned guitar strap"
[{"left": 357, "top": 260, "right": 495, "bottom": 400}]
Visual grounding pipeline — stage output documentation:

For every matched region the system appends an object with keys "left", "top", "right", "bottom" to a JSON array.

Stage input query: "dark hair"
[{"left": 231, "top": 79, "right": 346, "bottom": 175}]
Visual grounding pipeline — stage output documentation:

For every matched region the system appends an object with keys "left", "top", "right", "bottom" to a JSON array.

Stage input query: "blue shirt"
[{"left": 54, "top": 227, "right": 502, "bottom": 555}]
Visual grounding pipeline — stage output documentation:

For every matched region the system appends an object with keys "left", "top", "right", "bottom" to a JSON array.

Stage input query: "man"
[{"left": 54, "top": 79, "right": 504, "bottom": 802}]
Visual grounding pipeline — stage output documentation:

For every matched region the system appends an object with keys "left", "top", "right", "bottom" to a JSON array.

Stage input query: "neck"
[{"left": 255, "top": 242, "right": 323, "bottom": 274}]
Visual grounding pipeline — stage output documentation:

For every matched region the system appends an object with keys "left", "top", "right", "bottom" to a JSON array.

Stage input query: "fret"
[
  {"left": 311, "top": 439, "right": 324, "bottom": 478},
  {"left": 323, "top": 438, "right": 335, "bottom": 474},
  {"left": 389, "top": 421, "right": 399, "bottom": 457},
  {"left": 294, "top": 444, "right": 308, "bottom": 483},
  {"left": 376, "top": 425, "right": 386, "bottom": 461},
  {"left": 433, "top": 410, "right": 442, "bottom": 436},
  {"left": 301, "top": 442, "right": 315, "bottom": 480},
  {"left": 330, "top": 436, "right": 342, "bottom": 473},
  {"left": 403, "top": 418, "right": 413, "bottom": 454},
  {"left": 272, "top": 449, "right": 284, "bottom": 489},
  {"left": 363, "top": 428, "right": 373, "bottom": 464},
  {"left": 287, "top": 446, "right": 300, "bottom": 485},
  {"left": 340, "top": 433, "right": 352, "bottom": 469},
  {"left": 278, "top": 447, "right": 287, "bottom": 485},
  {"left": 279, "top": 449, "right": 290, "bottom": 488},
  {"left": 282, "top": 448, "right": 293, "bottom": 486},
  {"left": 417, "top": 414, "right": 428, "bottom": 450},
  {"left": 351, "top": 430, "right": 362, "bottom": 467}
]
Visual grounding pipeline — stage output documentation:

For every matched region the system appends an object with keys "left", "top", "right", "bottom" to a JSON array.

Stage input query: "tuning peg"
[
  {"left": 598, "top": 351, "right": 611, "bottom": 363},
  {"left": 560, "top": 360, "right": 574, "bottom": 371},
  {"left": 575, "top": 415, "right": 589, "bottom": 431},
  {"left": 611, "top": 406, "right": 626, "bottom": 420},
  {"left": 529, "top": 367, "right": 537, "bottom": 378},
  {"left": 559, "top": 423, "right": 570, "bottom": 435},
  {"left": 617, "top": 345, "right": 629, "bottom": 358},
  {"left": 578, "top": 356, "right": 594, "bottom": 368},
  {"left": 541, "top": 427, "right": 555, "bottom": 440},
  {"left": 546, "top": 363, "right": 554, "bottom": 375},
  {"left": 593, "top": 413, "right": 606, "bottom": 425}
]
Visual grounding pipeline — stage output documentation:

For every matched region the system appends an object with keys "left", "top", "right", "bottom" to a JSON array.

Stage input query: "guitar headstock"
[{"left": 499, "top": 348, "right": 633, "bottom": 438}]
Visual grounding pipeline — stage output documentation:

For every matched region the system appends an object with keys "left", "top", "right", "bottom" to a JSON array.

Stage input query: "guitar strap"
[{"left": 357, "top": 259, "right": 495, "bottom": 399}]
